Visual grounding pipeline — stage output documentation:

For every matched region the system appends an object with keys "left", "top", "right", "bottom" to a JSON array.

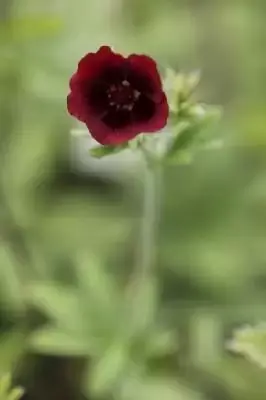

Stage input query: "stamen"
[
  {"left": 106, "top": 81, "right": 139, "bottom": 111},
  {"left": 123, "top": 104, "right": 134, "bottom": 111},
  {"left": 133, "top": 90, "right": 140, "bottom": 100}
]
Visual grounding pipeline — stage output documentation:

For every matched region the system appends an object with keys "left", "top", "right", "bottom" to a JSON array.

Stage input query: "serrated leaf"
[
  {"left": 164, "top": 70, "right": 201, "bottom": 113},
  {"left": 27, "top": 283, "right": 83, "bottom": 334},
  {"left": 184, "top": 71, "right": 201, "bottom": 94},
  {"left": 88, "top": 343, "right": 128, "bottom": 397},
  {"left": 163, "top": 68, "right": 177, "bottom": 90},
  {"left": 188, "top": 105, "right": 222, "bottom": 134},
  {"left": 166, "top": 106, "right": 221, "bottom": 162},
  {"left": 76, "top": 253, "right": 121, "bottom": 334},
  {"left": 89, "top": 143, "right": 128, "bottom": 158},
  {"left": 30, "top": 327, "right": 90, "bottom": 356},
  {"left": 167, "top": 122, "right": 198, "bottom": 155},
  {"left": 174, "top": 71, "right": 201, "bottom": 103},
  {"left": 76, "top": 253, "right": 119, "bottom": 308}
]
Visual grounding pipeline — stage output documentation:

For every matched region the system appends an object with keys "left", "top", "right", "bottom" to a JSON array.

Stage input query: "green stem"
[{"left": 137, "top": 153, "right": 162, "bottom": 279}]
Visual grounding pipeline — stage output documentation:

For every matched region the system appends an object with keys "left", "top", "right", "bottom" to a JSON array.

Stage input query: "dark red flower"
[{"left": 67, "top": 46, "right": 169, "bottom": 145}]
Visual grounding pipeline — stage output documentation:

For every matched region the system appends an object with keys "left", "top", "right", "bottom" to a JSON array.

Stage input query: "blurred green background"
[{"left": 1, "top": 0, "right": 266, "bottom": 399}]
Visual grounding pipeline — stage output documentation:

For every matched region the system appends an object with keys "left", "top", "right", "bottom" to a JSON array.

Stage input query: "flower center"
[{"left": 107, "top": 80, "right": 140, "bottom": 111}]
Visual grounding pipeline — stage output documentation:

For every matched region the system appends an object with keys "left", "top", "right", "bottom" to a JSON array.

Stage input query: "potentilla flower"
[{"left": 67, "top": 46, "right": 169, "bottom": 145}]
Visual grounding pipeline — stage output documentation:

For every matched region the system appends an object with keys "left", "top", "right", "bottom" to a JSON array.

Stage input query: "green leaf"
[
  {"left": 75, "top": 253, "right": 121, "bottom": 335},
  {"left": 164, "top": 69, "right": 201, "bottom": 113},
  {"left": 227, "top": 323, "right": 266, "bottom": 368},
  {"left": 27, "top": 283, "right": 83, "bottom": 334},
  {"left": 119, "top": 376, "right": 203, "bottom": 400},
  {"left": 7, "top": 388, "right": 24, "bottom": 400},
  {"left": 76, "top": 253, "right": 119, "bottom": 309},
  {"left": 89, "top": 143, "right": 128, "bottom": 158},
  {"left": 0, "top": 245, "right": 25, "bottom": 313},
  {"left": 88, "top": 343, "right": 128, "bottom": 397},
  {"left": 0, "top": 331, "right": 26, "bottom": 375},
  {"left": 28, "top": 260, "right": 125, "bottom": 358},
  {"left": 166, "top": 105, "right": 221, "bottom": 162},
  {"left": 167, "top": 121, "right": 199, "bottom": 158},
  {"left": 0, "top": 374, "right": 24, "bottom": 400},
  {"left": 0, "top": 375, "right": 11, "bottom": 399},
  {"left": 30, "top": 327, "right": 90, "bottom": 356},
  {"left": 145, "top": 329, "right": 178, "bottom": 358}
]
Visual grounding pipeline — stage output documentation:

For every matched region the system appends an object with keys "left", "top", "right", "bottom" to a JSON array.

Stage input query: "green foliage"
[
  {"left": 164, "top": 69, "right": 201, "bottom": 114},
  {"left": 27, "top": 256, "right": 178, "bottom": 397},
  {"left": 163, "top": 70, "right": 222, "bottom": 164},
  {"left": 228, "top": 324, "right": 266, "bottom": 368},
  {"left": 0, "top": 375, "right": 24, "bottom": 400},
  {"left": 0, "top": 244, "right": 25, "bottom": 313},
  {"left": 89, "top": 143, "right": 129, "bottom": 158},
  {"left": 117, "top": 376, "right": 203, "bottom": 400},
  {"left": 166, "top": 105, "right": 222, "bottom": 163},
  {"left": 88, "top": 341, "right": 129, "bottom": 396},
  {"left": 0, "top": 331, "right": 26, "bottom": 376}
]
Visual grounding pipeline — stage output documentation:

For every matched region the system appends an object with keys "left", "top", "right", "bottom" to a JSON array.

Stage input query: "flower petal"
[
  {"left": 76, "top": 46, "right": 125, "bottom": 83},
  {"left": 85, "top": 116, "right": 138, "bottom": 145},
  {"left": 142, "top": 92, "right": 169, "bottom": 132},
  {"left": 127, "top": 54, "right": 163, "bottom": 91},
  {"left": 67, "top": 92, "right": 88, "bottom": 123},
  {"left": 132, "top": 93, "right": 169, "bottom": 134}
]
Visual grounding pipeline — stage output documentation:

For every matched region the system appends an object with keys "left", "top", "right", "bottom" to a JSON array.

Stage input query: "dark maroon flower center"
[
  {"left": 106, "top": 80, "right": 140, "bottom": 111},
  {"left": 87, "top": 67, "right": 156, "bottom": 130}
]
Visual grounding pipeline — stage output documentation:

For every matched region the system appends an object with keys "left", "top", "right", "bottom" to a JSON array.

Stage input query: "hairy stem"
[{"left": 137, "top": 154, "right": 162, "bottom": 279}]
